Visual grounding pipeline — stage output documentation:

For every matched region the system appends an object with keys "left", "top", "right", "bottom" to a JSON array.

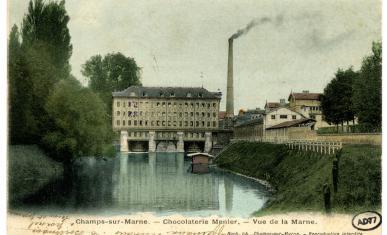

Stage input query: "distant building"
[
  {"left": 288, "top": 90, "right": 329, "bottom": 129},
  {"left": 234, "top": 106, "right": 310, "bottom": 141},
  {"left": 112, "top": 86, "right": 221, "bottom": 153},
  {"left": 265, "top": 118, "right": 316, "bottom": 140},
  {"left": 265, "top": 99, "right": 288, "bottom": 112},
  {"left": 234, "top": 108, "right": 265, "bottom": 126}
]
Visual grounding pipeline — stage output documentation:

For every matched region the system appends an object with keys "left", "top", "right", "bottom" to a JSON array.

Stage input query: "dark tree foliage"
[
  {"left": 321, "top": 68, "right": 357, "bottom": 127},
  {"left": 8, "top": 25, "right": 36, "bottom": 143},
  {"left": 9, "top": 0, "right": 112, "bottom": 162},
  {"left": 43, "top": 78, "right": 112, "bottom": 162},
  {"left": 352, "top": 42, "right": 382, "bottom": 131},
  {"left": 82, "top": 52, "right": 142, "bottom": 113},
  {"left": 21, "top": 0, "right": 72, "bottom": 79}
]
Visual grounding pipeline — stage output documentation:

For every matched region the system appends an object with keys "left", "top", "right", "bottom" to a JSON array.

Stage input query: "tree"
[
  {"left": 8, "top": 0, "right": 73, "bottom": 144},
  {"left": 43, "top": 78, "right": 112, "bottom": 162},
  {"left": 21, "top": 0, "right": 72, "bottom": 79},
  {"left": 82, "top": 52, "right": 141, "bottom": 113},
  {"left": 321, "top": 68, "right": 357, "bottom": 129},
  {"left": 352, "top": 42, "right": 382, "bottom": 131}
]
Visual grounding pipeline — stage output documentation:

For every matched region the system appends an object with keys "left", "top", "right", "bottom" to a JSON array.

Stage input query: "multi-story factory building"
[{"left": 112, "top": 86, "right": 221, "bottom": 153}]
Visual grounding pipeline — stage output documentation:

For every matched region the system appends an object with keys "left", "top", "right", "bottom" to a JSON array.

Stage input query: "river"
[{"left": 12, "top": 152, "right": 270, "bottom": 217}]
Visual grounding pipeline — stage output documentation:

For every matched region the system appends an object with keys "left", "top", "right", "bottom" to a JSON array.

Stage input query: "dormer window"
[
  {"left": 198, "top": 93, "right": 203, "bottom": 98},
  {"left": 170, "top": 92, "right": 175, "bottom": 97},
  {"left": 187, "top": 92, "right": 192, "bottom": 97},
  {"left": 159, "top": 92, "right": 164, "bottom": 97},
  {"left": 142, "top": 92, "right": 147, "bottom": 97}
]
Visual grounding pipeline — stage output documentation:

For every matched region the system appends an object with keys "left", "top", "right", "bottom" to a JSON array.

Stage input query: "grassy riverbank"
[
  {"left": 215, "top": 142, "right": 381, "bottom": 214},
  {"left": 8, "top": 145, "right": 64, "bottom": 203}
]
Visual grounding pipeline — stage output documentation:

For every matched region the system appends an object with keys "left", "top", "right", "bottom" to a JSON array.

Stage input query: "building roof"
[
  {"left": 234, "top": 117, "right": 263, "bottom": 127},
  {"left": 218, "top": 111, "right": 227, "bottom": 119},
  {"left": 266, "top": 118, "right": 316, "bottom": 130},
  {"left": 288, "top": 92, "right": 322, "bottom": 101},
  {"left": 264, "top": 106, "right": 305, "bottom": 117},
  {"left": 113, "top": 86, "right": 222, "bottom": 99},
  {"left": 265, "top": 102, "right": 280, "bottom": 109}
]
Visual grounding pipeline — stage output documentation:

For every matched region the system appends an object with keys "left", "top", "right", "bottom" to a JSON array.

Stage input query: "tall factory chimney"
[{"left": 226, "top": 38, "right": 234, "bottom": 117}]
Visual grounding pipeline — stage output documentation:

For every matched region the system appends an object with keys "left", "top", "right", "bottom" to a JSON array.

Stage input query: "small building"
[
  {"left": 265, "top": 118, "right": 316, "bottom": 140},
  {"left": 264, "top": 107, "right": 305, "bottom": 129},
  {"left": 187, "top": 153, "right": 214, "bottom": 173}
]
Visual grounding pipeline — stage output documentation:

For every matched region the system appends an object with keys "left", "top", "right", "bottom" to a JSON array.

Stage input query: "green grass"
[
  {"left": 8, "top": 145, "right": 63, "bottom": 203},
  {"left": 215, "top": 142, "right": 381, "bottom": 214}
]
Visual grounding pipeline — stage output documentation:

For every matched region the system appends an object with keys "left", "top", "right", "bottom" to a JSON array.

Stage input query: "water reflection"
[{"left": 15, "top": 153, "right": 269, "bottom": 217}]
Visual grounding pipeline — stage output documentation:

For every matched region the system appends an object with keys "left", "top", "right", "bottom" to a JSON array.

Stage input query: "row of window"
[
  {"left": 127, "top": 131, "right": 206, "bottom": 138},
  {"left": 116, "top": 119, "right": 217, "bottom": 128},
  {"left": 271, "top": 114, "right": 297, "bottom": 120},
  {"left": 302, "top": 106, "right": 322, "bottom": 111},
  {"left": 116, "top": 111, "right": 217, "bottom": 118},
  {"left": 116, "top": 100, "right": 218, "bottom": 109}
]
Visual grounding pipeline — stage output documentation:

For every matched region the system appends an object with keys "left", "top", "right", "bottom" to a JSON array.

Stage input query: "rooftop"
[
  {"left": 266, "top": 118, "right": 316, "bottom": 130},
  {"left": 288, "top": 92, "right": 322, "bottom": 101},
  {"left": 113, "top": 86, "right": 222, "bottom": 99}
]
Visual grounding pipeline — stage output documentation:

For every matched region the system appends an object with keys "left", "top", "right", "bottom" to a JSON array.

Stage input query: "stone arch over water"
[{"left": 156, "top": 141, "right": 177, "bottom": 152}]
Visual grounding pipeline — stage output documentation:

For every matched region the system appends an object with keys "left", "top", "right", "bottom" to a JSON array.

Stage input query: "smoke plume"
[{"left": 230, "top": 15, "right": 283, "bottom": 40}]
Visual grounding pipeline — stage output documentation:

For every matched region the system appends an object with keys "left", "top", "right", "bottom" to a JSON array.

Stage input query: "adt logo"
[{"left": 352, "top": 211, "right": 382, "bottom": 231}]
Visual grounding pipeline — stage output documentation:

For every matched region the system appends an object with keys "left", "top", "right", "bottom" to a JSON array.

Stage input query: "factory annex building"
[{"left": 112, "top": 86, "right": 221, "bottom": 153}]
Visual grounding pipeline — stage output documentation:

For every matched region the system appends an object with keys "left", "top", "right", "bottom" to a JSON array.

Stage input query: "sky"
[{"left": 8, "top": 0, "right": 381, "bottom": 113}]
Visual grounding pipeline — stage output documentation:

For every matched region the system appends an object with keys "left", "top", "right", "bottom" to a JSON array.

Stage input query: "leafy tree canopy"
[
  {"left": 21, "top": 0, "right": 72, "bottom": 79},
  {"left": 321, "top": 67, "right": 357, "bottom": 126},
  {"left": 43, "top": 78, "right": 112, "bottom": 162},
  {"left": 352, "top": 41, "right": 382, "bottom": 130},
  {"left": 82, "top": 52, "right": 142, "bottom": 111}
]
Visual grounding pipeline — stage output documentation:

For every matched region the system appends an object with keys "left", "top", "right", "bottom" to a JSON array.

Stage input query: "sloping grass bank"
[
  {"left": 8, "top": 145, "right": 64, "bottom": 203},
  {"left": 215, "top": 142, "right": 381, "bottom": 214}
]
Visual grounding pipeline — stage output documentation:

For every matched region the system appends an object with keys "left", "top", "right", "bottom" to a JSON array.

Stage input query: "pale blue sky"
[{"left": 8, "top": 0, "right": 381, "bottom": 112}]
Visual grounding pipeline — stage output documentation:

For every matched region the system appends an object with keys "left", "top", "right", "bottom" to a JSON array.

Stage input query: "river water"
[{"left": 13, "top": 153, "right": 269, "bottom": 217}]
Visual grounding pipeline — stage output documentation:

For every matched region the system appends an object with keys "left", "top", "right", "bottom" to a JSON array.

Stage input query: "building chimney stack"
[{"left": 226, "top": 38, "right": 234, "bottom": 117}]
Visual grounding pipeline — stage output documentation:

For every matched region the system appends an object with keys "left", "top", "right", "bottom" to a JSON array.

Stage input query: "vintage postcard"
[{"left": 5, "top": 0, "right": 382, "bottom": 234}]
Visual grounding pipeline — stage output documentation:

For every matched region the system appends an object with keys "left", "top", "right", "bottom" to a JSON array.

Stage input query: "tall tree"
[
  {"left": 352, "top": 42, "right": 382, "bottom": 131},
  {"left": 82, "top": 52, "right": 142, "bottom": 113},
  {"left": 321, "top": 67, "right": 357, "bottom": 129},
  {"left": 8, "top": 0, "right": 74, "bottom": 144},
  {"left": 21, "top": 0, "right": 72, "bottom": 79}
]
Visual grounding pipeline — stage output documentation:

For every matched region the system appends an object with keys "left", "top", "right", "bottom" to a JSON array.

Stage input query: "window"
[
  {"left": 179, "top": 121, "right": 182, "bottom": 127},
  {"left": 179, "top": 113, "right": 182, "bottom": 118},
  {"left": 190, "top": 112, "right": 194, "bottom": 117},
  {"left": 162, "top": 121, "right": 166, "bottom": 126},
  {"left": 185, "top": 121, "right": 188, "bottom": 126},
  {"left": 207, "top": 121, "right": 210, "bottom": 127},
  {"left": 213, "top": 112, "right": 216, "bottom": 117},
  {"left": 128, "top": 102, "right": 131, "bottom": 107},
  {"left": 196, "top": 121, "right": 199, "bottom": 126},
  {"left": 280, "top": 115, "right": 287, "bottom": 119},
  {"left": 134, "top": 120, "right": 137, "bottom": 126},
  {"left": 202, "top": 121, "right": 205, "bottom": 127},
  {"left": 207, "top": 113, "right": 210, "bottom": 118},
  {"left": 292, "top": 115, "right": 297, "bottom": 120},
  {"left": 213, "top": 103, "right": 216, "bottom": 107},
  {"left": 213, "top": 121, "right": 217, "bottom": 127},
  {"left": 122, "top": 120, "right": 125, "bottom": 126},
  {"left": 190, "top": 121, "right": 194, "bottom": 126},
  {"left": 117, "top": 111, "right": 120, "bottom": 116},
  {"left": 116, "top": 120, "right": 120, "bottom": 125},
  {"left": 271, "top": 115, "right": 276, "bottom": 119},
  {"left": 117, "top": 101, "right": 120, "bottom": 107},
  {"left": 128, "top": 120, "right": 131, "bottom": 126},
  {"left": 139, "top": 120, "right": 143, "bottom": 126}
]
